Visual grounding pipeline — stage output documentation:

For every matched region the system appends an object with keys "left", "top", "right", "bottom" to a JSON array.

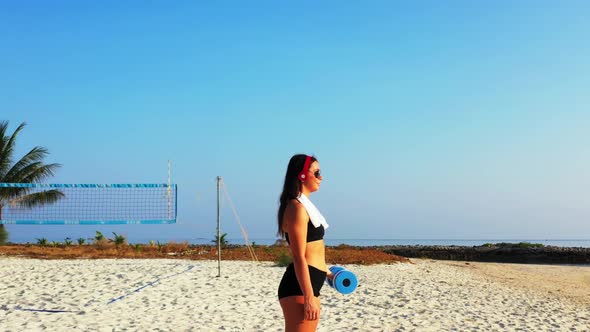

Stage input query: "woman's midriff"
[{"left": 304, "top": 240, "right": 326, "bottom": 272}]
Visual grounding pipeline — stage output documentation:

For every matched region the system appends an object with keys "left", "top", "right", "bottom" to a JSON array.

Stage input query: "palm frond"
[
  {"left": 8, "top": 189, "right": 65, "bottom": 209},
  {"left": 0, "top": 121, "right": 7, "bottom": 141},
  {"left": 4, "top": 162, "right": 61, "bottom": 184},
  {"left": 3, "top": 146, "right": 49, "bottom": 180},
  {"left": 0, "top": 121, "right": 11, "bottom": 176},
  {"left": 25, "top": 163, "right": 62, "bottom": 183},
  {"left": 0, "top": 121, "right": 63, "bottom": 217},
  {"left": 0, "top": 187, "right": 32, "bottom": 203},
  {"left": 0, "top": 122, "right": 26, "bottom": 177}
]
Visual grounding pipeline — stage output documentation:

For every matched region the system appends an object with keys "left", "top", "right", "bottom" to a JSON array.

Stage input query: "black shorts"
[{"left": 278, "top": 263, "right": 327, "bottom": 299}]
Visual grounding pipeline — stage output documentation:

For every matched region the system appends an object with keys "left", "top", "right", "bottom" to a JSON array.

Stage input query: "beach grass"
[{"left": 0, "top": 242, "right": 410, "bottom": 265}]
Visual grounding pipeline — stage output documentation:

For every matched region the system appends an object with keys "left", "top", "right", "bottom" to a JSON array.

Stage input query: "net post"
[
  {"left": 168, "top": 160, "right": 172, "bottom": 220},
  {"left": 217, "top": 176, "right": 222, "bottom": 277}
]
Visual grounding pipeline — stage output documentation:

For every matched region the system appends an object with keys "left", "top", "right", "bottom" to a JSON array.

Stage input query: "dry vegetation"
[{"left": 0, "top": 242, "right": 411, "bottom": 265}]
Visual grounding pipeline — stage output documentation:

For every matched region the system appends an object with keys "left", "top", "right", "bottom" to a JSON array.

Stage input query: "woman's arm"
[{"left": 284, "top": 199, "right": 320, "bottom": 320}]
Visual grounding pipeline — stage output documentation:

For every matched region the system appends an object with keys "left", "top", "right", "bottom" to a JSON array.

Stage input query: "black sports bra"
[{"left": 285, "top": 220, "right": 325, "bottom": 244}]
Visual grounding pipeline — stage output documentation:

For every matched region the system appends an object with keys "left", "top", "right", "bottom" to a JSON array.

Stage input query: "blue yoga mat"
[{"left": 326, "top": 266, "right": 358, "bottom": 294}]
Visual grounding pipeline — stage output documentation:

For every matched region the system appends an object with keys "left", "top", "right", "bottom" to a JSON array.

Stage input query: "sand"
[{"left": 0, "top": 258, "right": 588, "bottom": 331}]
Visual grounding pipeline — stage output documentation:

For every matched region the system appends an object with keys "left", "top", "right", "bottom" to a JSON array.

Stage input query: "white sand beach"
[{"left": 0, "top": 258, "right": 588, "bottom": 331}]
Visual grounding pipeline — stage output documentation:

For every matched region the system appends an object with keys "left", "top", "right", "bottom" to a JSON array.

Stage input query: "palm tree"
[
  {"left": 110, "top": 232, "right": 127, "bottom": 247},
  {"left": 94, "top": 231, "right": 105, "bottom": 242},
  {"left": 0, "top": 121, "right": 63, "bottom": 244},
  {"left": 212, "top": 232, "right": 229, "bottom": 248}
]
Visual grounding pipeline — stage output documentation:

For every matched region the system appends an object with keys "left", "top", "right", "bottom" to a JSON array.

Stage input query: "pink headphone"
[{"left": 298, "top": 155, "right": 312, "bottom": 181}]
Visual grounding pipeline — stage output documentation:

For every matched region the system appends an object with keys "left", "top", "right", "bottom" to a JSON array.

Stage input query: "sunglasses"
[{"left": 312, "top": 170, "right": 321, "bottom": 178}]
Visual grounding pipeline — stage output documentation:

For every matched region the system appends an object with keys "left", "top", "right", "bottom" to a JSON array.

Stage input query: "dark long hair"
[{"left": 277, "top": 154, "right": 317, "bottom": 237}]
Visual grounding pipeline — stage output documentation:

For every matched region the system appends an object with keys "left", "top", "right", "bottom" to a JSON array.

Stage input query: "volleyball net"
[{"left": 0, "top": 183, "right": 177, "bottom": 225}]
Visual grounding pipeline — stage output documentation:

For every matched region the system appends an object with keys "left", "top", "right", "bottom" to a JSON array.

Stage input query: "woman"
[{"left": 277, "top": 154, "right": 331, "bottom": 332}]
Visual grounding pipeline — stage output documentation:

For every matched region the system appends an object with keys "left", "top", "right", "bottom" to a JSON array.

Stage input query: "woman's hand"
[
  {"left": 326, "top": 271, "right": 334, "bottom": 282},
  {"left": 303, "top": 296, "right": 320, "bottom": 320}
]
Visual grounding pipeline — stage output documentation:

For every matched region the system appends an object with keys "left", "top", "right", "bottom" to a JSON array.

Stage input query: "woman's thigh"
[{"left": 279, "top": 296, "right": 321, "bottom": 332}]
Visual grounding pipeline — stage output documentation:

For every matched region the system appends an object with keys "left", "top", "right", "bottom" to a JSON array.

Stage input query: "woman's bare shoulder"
[{"left": 284, "top": 199, "right": 307, "bottom": 220}]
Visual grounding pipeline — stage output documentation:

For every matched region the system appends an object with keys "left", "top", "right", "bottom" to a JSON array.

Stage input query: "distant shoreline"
[
  {"left": 3, "top": 240, "right": 589, "bottom": 264},
  {"left": 376, "top": 244, "right": 590, "bottom": 265}
]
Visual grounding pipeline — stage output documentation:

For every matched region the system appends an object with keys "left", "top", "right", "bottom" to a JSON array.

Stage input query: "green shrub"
[
  {"left": 212, "top": 233, "right": 228, "bottom": 248},
  {"left": 276, "top": 251, "right": 292, "bottom": 267},
  {"left": 0, "top": 226, "right": 8, "bottom": 245},
  {"left": 94, "top": 231, "right": 105, "bottom": 243},
  {"left": 111, "top": 232, "right": 127, "bottom": 247}
]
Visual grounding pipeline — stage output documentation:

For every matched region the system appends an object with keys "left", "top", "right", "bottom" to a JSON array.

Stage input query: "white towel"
[{"left": 296, "top": 193, "right": 329, "bottom": 229}]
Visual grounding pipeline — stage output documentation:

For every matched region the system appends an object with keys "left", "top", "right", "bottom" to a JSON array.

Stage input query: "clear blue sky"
[{"left": 2, "top": 1, "right": 589, "bottom": 243}]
